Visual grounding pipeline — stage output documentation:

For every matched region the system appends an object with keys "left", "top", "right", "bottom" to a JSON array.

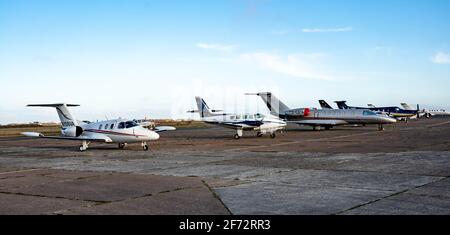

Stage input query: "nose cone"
[
  {"left": 152, "top": 131, "right": 160, "bottom": 140},
  {"left": 146, "top": 130, "right": 160, "bottom": 140},
  {"left": 384, "top": 116, "right": 397, "bottom": 124}
]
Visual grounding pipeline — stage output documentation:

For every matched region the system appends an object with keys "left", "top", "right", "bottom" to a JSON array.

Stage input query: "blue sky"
[{"left": 1, "top": 0, "right": 450, "bottom": 123}]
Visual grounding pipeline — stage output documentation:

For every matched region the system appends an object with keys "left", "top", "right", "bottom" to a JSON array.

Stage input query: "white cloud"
[
  {"left": 301, "top": 27, "right": 353, "bottom": 33},
  {"left": 239, "top": 52, "right": 333, "bottom": 80},
  {"left": 431, "top": 52, "right": 450, "bottom": 64},
  {"left": 196, "top": 43, "right": 239, "bottom": 52}
]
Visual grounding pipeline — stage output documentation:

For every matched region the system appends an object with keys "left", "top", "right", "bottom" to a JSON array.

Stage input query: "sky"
[{"left": 1, "top": 0, "right": 450, "bottom": 123}]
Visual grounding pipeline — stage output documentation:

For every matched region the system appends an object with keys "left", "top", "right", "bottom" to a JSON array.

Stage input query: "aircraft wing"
[
  {"left": 21, "top": 132, "right": 113, "bottom": 142},
  {"left": 289, "top": 120, "right": 348, "bottom": 126},
  {"left": 153, "top": 126, "right": 176, "bottom": 133},
  {"left": 204, "top": 121, "right": 255, "bottom": 130}
]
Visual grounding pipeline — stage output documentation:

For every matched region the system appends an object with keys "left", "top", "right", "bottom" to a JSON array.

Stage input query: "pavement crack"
[
  {"left": 201, "top": 180, "right": 233, "bottom": 215},
  {"left": 335, "top": 176, "right": 448, "bottom": 215}
]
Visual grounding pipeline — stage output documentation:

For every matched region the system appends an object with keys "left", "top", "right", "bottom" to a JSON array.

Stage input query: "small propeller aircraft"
[
  {"left": 188, "top": 97, "right": 286, "bottom": 139},
  {"left": 21, "top": 104, "right": 175, "bottom": 151}
]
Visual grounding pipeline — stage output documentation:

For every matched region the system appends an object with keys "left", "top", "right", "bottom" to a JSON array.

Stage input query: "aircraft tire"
[
  {"left": 234, "top": 134, "right": 240, "bottom": 140},
  {"left": 143, "top": 145, "right": 149, "bottom": 151},
  {"left": 270, "top": 133, "right": 276, "bottom": 139},
  {"left": 257, "top": 132, "right": 263, "bottom": 137}
]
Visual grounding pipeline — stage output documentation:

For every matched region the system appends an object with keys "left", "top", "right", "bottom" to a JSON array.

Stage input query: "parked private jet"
[
  {"left": 22, "top": 104, "right": 175, "bottom": 151},
  {"left": 248, "top": 92, "right": 397, "bottom": 131},
  {"left": 189, "top": 97, "right": 286, "bottom": 139},
  {"left": 335, "top": 101, "right": 419, "bottom": 120}
]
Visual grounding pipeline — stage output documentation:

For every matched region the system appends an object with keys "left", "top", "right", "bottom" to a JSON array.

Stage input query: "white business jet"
[
  {"left": 22, "top": 104, "right": 175, "bottom": 151},
  {"left": 189, "top": 97, "right": 286, "bottom": 139}
]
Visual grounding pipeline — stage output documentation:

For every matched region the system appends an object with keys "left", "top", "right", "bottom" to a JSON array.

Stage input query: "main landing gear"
[
  {"left": 142, "top": 141, "right": 149, "bottom": 151},
  {"left": 234, "top": 129, "right": 243, "bottom": 140},
  {"left": 256, "top": 132, "right": 277, "bottom": 138},
  {"left": 118, "top": 143, "right": 127, "bottom": 149},
  {"left": 378, "top": 124, "right": 385, "bottom": 131},
  {"left": 79, "top": 141, "right": 90, "bottom": 152}
]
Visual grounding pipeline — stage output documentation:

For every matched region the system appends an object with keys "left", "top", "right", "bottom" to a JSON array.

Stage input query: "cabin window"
[
  {"left": 248, "top": 115, "right": 254, "bottom": 119},
  {"left": 363, "top": 111, "right": 376, "bottom": 116},
  {"left": 125, "top": 121, "right": 138, "bottom": 128},
  {"left": 104, "top": 124, "right": 109, "bottom": 129},
  {"left": 110, "top": 124, "right": 114, "bottom": 129},
  {"left": 236, "top": 115, "right": 241, "bottom": 119},
  {"left": 118, "top": 122, "right": 125, "bottom": 129},
  {"left": 230, "top": 116, "right": 235, "bottom": 120},
  {"left": 98, "top": 124, "right": 102, "bottom": 130}
]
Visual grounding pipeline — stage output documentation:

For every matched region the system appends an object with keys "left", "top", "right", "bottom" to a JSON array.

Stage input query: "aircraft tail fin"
[
  {"left": 194, "top": 97, "right": 215, "bottom": 118},
  {"left": 246, "top": 92, "right": 290, "bottom": 116},
  {"left": 334, "top": 101, "right": 349, "bottom": 109},
  {"left": 27, "top": 103, "right": 79, "bottom": 127},
  {"left": 319, "top": 100, "right": 333, "bottom": 109}
]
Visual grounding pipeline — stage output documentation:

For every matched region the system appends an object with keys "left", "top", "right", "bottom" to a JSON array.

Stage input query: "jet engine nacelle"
[
  {"left": 61, "top": 126, "right": 83, "bottom": 137},
  {"left": 256, "top": 123, "right": 285, "bottom": 133}
]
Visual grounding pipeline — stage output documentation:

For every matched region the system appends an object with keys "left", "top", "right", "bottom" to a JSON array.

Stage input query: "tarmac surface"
[{"left": 0, "top": 117, "right": 450, "bottom": 214}]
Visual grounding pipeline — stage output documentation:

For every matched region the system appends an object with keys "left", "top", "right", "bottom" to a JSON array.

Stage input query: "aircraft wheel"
[
  {"left": 270, "top": 133, "right": 276, "bottom": 139},
  {"left": 118, "top": 143, "right": 126, "bottom": 149},
  {"left": 79, "top": 146, "right": 86, "bottom": 152},
  {"left": 234, "top": 134, "right": 240, "bottom": 140},
  {"left": 143, "top": 144, "right": 149, "bottom": 151},
  {"left": 257, "top": 132, "right": 263, "bottom": 137}
]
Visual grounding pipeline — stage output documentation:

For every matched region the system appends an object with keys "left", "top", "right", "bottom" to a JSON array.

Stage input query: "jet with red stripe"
[
  {"left": 22, "top": 103, "right": 175, "bottom": 151},
  {"left": 247, "top": 92, "right": 397, "bottom": 131}
]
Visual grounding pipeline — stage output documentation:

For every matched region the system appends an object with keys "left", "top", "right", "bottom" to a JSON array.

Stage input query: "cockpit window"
[
  {"left": 363, "top": 111, "right": 377, "bottom": 116},
  {"left": 104, "top": 124, "right": 109, "bottom": 129},
  {"left": 110, "top": 124, "right": 114, "bottom": 129},
  {"left": 125, "top": 121, "right": 138, "bottom": 128},
  {"left": 98, "top": 124, "right": 102, "bottom": 130},
  {"left": 118, "top": 122, "right": 125, "bottom": 129}
]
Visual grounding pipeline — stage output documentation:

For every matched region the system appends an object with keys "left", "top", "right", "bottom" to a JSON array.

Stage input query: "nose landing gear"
[
  {"left": 79, "top": 141, "right": 90, "bottom": 152},
  {"left": 142, "top": 141, "right": 149, "bottom": 151}
]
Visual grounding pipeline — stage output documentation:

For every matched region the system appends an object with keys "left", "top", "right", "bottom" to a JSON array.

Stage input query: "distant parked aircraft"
[
  {"left": 335, "top": 101, "right": 418, "bottom": 121},
  {"left": 401, "top": 103, "right": 450, "bottom": 118}
]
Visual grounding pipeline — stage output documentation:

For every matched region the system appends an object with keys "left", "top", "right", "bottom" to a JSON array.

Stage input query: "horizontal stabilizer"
[
  {"left": 21, "top": 132, "right": 112, "bottom": 142},
  {"left": 27, "top": 104, "right": 80, "bottom": 107}
]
